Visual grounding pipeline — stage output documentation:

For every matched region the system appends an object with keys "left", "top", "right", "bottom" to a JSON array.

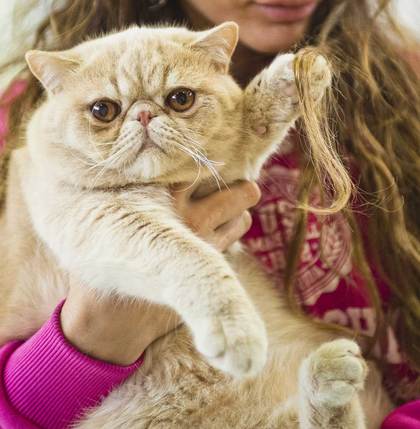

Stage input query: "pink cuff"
[
  {"left": 381, "top": 401, "right": 420, "bottom": 429},
  {"left": 0, "top": 80, "right": 27, "bottom": 151},
  {"left": 0, "top": 301, "right": 143, "bottom": 429}
]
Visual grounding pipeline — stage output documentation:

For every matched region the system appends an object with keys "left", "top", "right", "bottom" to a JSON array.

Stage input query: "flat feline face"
[{"left": 26, "top": 24, "right": 241, "bottom": 184}]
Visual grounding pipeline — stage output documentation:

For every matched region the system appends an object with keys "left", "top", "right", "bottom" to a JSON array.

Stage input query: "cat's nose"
[{"left": 137, "top": 110, "right": 154, "bottom": 127}]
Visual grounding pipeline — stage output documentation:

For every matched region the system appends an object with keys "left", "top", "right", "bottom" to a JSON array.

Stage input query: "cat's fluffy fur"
[{"left": 0, "top": 23, "right": 392, "bottom": 427}]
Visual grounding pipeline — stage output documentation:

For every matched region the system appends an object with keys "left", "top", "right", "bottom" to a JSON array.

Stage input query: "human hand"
[
  {"left": 171, "top": 181, "right": 261, "bottom": 251},
  {"left": 60, "top": 181, "right": 260, "bottom": 365}
]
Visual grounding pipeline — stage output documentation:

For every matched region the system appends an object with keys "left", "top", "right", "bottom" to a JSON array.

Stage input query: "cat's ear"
[
  {"left": 25, "top": 50, "right": 80, "bottom": 94},
  {"left": 191, "top": 22, "right": 239, "bottom": 72}
]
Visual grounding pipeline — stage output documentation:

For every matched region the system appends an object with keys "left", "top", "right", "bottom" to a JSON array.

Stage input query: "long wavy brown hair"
[{"left": 1, "top": 0, "right": 419, "bottom": 369}]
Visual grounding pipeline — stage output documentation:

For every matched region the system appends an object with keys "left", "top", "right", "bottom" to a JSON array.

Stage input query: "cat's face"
[{"left": 26, "top": 23, "right": 242, "bottom": 186}]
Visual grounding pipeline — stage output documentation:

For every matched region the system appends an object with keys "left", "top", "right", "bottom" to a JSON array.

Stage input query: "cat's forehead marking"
[
  {"left": 104, "top": 76, "right": 120, "bottom": 100},
  {"left": 115, "top": 40, "right": 174, "bottom": 100},
  {"left": 82, "top": 29, "right": 205, "bottom": 103},
  {"left": 117, "top": 62, "right": 139, "bottom": 99},
  {"left": 136, "top": 40, "right": 172, "bottom": 97}
]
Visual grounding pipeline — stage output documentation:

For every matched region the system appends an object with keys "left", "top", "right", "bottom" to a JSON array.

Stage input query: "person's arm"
[
  {"left": 0, "top": 301, "right": 144, "bottom": 429},
  {"left": 0, "top": 181, "right": 259, "bottom": 428},
  {"left": 0, "top": 283, "right": 185, "bottom": 429}
]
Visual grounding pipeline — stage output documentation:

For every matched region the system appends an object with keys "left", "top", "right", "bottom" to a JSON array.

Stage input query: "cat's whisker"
[
  {"left": 181, "top": 133, "right": 224, "bottom": 164},
  {"left": 154, "top": 122, "right": 226, "bottom": 190},
  {"left": 87, "top": 122, "right": 109, "bottom": 163},
  {"left": 88, "top": 164, "right": 109, "bottom": 190},
  {"left": 95, "top": 138, "right": 134, "bottom": 168},
  {"left": 68, "top": 151, "right": 95, "bottom": 168},
  {"left": 95, "top": 141, "right": 116, "bottom": 148},
  {"left": 184, "top": 146, "right": 224, "bottom": 190},
  {"left": 87, "top": 142, "right": 131, "bottom": 188},
  {"left": 176, "top": 162, "right": 203, "bottom": 193},
  {"left": 166, "top": 128, "right": 218, "bottom": 166},
  {"left": 84, "top": 136, "right": 140, "bottom": 190},
  {"left": 171, "top": 141, "right": 204, "bottom": 167},
  {"left": 58, "top": 145, "right": 98, "bottom": 173},
  {"left": 181, "top": 136, "right": 227, "bottom": 190},
  {"left": 88, "top": 126, "right": 139, "bottom": 170}
]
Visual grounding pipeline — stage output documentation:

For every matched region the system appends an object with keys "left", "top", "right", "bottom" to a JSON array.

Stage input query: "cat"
[{"left": 0, "top": 23, "right": 392, "bottom": 428}]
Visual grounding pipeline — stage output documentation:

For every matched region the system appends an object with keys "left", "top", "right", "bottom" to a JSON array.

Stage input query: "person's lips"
[{"left": 251, "top": 1, "right": 317, "bottom": 23}]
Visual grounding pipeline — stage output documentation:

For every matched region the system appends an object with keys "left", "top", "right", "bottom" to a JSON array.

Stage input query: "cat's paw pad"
[
  {"left": 306, "top": 54, "right": 332, "bottom": 102},
  {"left": 193, "top": 308, "right": 268, "bottom": 379},
  {"left": 300, "top": 339, "right": 367, "bottom": 408},
  {"left": 264, "top": 53, "right": 331, "bottom": 104},
  {"left": 265, "top": 53, "right": 297, "bottom": 98}
]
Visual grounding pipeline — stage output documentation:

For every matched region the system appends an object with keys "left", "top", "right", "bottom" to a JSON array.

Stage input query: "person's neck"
[
  {"left": 231, "top": 43, "right": 273, "bottom": 87},
  {"left": 180, "top": 1, "right": 274, "bottom": 87}
]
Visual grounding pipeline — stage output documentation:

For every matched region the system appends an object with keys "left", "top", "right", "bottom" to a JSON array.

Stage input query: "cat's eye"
[
  {"left": 165, "top": 88, "right": 195, "bottom": 112},
  {"left": 91, "top": 100, "right": 121, "bottom": 122}
]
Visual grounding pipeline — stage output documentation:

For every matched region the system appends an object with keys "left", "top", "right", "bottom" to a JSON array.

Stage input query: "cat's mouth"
[
  {"left": 137, "top": 138, "right": 162, "bottom": 153},
  {"left": 137, "top": 138, "right": 167, "bottom": 156},
  {"left": 121, "top": 137, "right": 167, "bottom": 167},
  {"left": 112, "top": 135, "right": 168, "bottom": 171}
]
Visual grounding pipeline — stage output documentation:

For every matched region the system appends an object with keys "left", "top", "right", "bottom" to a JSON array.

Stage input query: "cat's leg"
[
  {"left": 297, "top": 339, "right": 367, "bottom": 429},
  {"left": 24, "top": 178, "right": 267, "bottom": 378},
  {"left": 240, "top": 52, "right": 331, "bottom": 177}
]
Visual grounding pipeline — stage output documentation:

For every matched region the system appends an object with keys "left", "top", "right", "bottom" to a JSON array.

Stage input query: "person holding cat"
[{"left": 0, "top": 0, "right": 419, "bottom": 428}]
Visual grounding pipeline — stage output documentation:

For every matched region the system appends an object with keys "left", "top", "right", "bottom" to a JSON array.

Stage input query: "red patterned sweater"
[{"left": 243, "top": 139, "right": 419, "bottom": 404}]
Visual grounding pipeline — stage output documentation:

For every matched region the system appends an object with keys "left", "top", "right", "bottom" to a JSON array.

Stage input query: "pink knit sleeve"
[
  {"left": 0, "top": 302, "right": 143, "bottom": 429},
  {"left": 381, "top": 401, "right": 420, "bottom": 429},
  {"left": 0, "top": 80, "right": 27, "bottom": 151}
]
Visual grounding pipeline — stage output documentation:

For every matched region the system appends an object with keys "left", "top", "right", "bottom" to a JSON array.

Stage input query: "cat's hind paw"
[{"left": 299, "top": 339, "right": 368, "bottom": 408}]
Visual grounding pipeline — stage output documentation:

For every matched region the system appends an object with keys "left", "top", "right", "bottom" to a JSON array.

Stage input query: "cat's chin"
[{"left": 125, "top": 151, "right": 168, "bottom": 182}]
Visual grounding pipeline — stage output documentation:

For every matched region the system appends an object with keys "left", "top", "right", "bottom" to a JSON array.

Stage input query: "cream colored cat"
[{"left": 0, "top": 23, "right": 392, "bottom": 428}]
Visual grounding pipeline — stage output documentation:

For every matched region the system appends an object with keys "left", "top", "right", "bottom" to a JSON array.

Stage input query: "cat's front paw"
[
  {"left": 266, "top": 52, "right": 331, "bottom": 104},
  {"left": 265, "top": 53, "right": 298, "bottom": 100},
  {"left": 300, "top": 339, "right": 367, "bottom": 408},
  {"left": 191, "top": 292, "right": 268, "bottom": 379},
  {"left": 305, "top": 53, "right": 332, "bottom": 103}
]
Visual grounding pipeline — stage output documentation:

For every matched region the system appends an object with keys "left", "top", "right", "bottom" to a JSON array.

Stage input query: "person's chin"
[{"left": 239, "top": 21, "right": 308, "bottom": 55}]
